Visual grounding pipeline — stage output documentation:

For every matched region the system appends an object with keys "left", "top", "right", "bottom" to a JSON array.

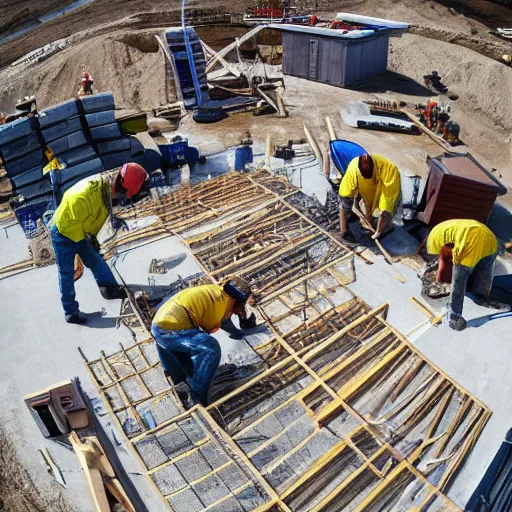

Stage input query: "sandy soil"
[
  {"left": 0, "top": 425, "right": 72, "bottom": 512},
  {"left": 0, "top": 30, "right": 170, "bottom": 112}
]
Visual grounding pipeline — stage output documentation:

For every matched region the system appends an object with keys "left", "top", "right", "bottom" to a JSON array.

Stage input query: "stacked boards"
[{"left": 0, "top": 92, "right": 144, "bottom": 235}]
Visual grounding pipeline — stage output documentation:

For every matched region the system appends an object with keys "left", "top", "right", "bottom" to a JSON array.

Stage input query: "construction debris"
[
  {"left": 69, "top": 432, "right": 135, "bottom": 512},
  {"left": 82, "top": 167, "right": 491, "bottom": 512},
  {"left": 39, "top": 448, "right": 66, "bottom": 488}
]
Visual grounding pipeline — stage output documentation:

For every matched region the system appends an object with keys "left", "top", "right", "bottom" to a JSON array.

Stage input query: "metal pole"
[{"left": 181, "top": 0, "right": 203, "bottom": 107}]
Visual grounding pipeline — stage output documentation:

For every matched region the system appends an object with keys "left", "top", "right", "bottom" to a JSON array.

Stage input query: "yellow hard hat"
[{"left": 503, "top": 54, "right": 512, "bottom": 64}]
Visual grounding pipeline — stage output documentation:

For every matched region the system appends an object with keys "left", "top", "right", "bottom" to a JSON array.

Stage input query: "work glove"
[
  {"left": 239, "top": 312, "right": 257, "bottom": 330},
  {"left": 111, "top": 214, "right": 129, "bottom": 233}
]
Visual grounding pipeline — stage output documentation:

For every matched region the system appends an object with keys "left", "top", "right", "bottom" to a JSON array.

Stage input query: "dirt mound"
[
  {"left": 389, "top": 32, "right": 512, "bottom": 174},
  {"left": 0, "top": 31, "right": 171, "bottom": 113},
  {"left": 116, "top": 33, "right": 160, "bottom": 53}
]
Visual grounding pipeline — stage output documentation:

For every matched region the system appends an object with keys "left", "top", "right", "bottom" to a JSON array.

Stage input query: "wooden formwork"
[{"left": 84, "top": 168, "right": 490, "bottom": 512}]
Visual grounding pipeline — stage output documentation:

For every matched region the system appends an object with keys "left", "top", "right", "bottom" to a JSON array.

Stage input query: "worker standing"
[
  {"left": 427, "top": 219, "right": 500, "bottom": 331},
  {"left": 81, "top": 72, "right": 94, "bottom": 95},
  {"left": 338, "top": 153, "right": 401, "bottom": 240},
  {"left": 151, "top": 278, "right": 257, "bottom": 406},
  {"left": 51, "top": 163, "right": 148, "bottom": 324}
]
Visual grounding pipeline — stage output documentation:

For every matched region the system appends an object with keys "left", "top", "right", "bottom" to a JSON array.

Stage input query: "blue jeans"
[
  {"left": 50, "top": 225, "right": 118, "bottom": 319},
  {"left": 450, "top": 253, "right": 497, "bottom": 320},
  {"left": 151, "top": 324, "right": 221, "bottom": 405}
]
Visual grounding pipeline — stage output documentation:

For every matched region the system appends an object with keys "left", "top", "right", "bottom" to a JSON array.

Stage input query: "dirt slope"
[{"left": 0, "top": 31, "right": 169, "bottom": 112}]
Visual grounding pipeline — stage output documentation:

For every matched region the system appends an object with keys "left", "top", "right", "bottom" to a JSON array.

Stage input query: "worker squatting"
[{"left": 337, "top": 152, "right": 503, "bottom": 332}]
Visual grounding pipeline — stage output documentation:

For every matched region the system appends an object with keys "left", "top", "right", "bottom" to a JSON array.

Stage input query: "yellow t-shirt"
[
  {"left": 427, "top": 219, "right": 497, "bottom": 268},
  {"left": 153, "top": 285, "right": 234, "bottom": 333},
  {"left": 339, "top": 154, "right": 401, "bottom": 214},
  {"left": 54, "top": 179, "right": 108, "bottom": 242}
]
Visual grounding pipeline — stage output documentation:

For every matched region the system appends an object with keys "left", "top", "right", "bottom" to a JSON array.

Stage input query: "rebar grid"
[{"left": 84, "top": 169, "right": 490, "bottom": 511}]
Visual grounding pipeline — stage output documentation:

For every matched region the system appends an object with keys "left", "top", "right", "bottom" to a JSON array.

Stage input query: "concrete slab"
[
  {"left": 0, "top": 223, "right": 30, "bottom": 267},
  {"left": 415, "top": 300, "right": 512, "bottom": 507},
  {"left": 111, "top": 234, "right": 266, "bottom": 366},
  {"left": 0, "top": 264, "right": 168, "bottom": 512}
]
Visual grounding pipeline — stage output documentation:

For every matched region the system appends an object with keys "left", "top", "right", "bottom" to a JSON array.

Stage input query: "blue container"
[
  {"left": 329, "top": 140, "right": 367, "bottom": 176},
  {"left": 158, "top": 140, "right": 188, "bottom": 167},
  {"left": 14, "top": 197, "right": 55, "bottom": 238},
  {"left": 234, "top": 145, "right": 253, "bottom": 170}
]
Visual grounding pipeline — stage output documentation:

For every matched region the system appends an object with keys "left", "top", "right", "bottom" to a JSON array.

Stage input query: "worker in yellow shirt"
[
  {"left": 338, "top": 153, "right": 401, "bottom": 240},
  {"left": 151, "top": 278, "right": 257, "bottom": 406},
  {"left": 51, "top": 163, "right": 148, "bottom": 324},
  {"left": 427, "top": 219, "right": 500, "bottom": 331}
]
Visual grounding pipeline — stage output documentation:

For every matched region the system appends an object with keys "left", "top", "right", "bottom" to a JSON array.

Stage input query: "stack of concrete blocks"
[
  {"left": 0, "top": 92, "right": 142, "bottom": 235},
  {"left": 39, "top": 98, "right": 104, "bottom": 196},
  {"left": 0, "top": 116, "right": 49, "bottom": 203},
  {"left": 81, "top": 92, "right": 133, "bottom": 172}
]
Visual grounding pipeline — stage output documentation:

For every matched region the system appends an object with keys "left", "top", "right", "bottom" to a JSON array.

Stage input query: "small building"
[{"left": 271, "top": 18, "right": 407, "bottom": 87}]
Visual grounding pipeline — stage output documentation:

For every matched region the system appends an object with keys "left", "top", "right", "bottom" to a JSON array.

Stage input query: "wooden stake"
[
  {"left": 326, "top": 116, "right": 336, "bottom": 142},
  {"left": 303, "top": 123, "right": 323, "bottom": 169}
]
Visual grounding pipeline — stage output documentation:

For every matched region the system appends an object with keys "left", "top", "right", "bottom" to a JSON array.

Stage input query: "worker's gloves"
[
  {"left": 239, "top": 313, "right": 257, "bottom": 330},
  {"left": 111, "top": 215, "right": 129, "bottom": 233},
  {"left": 371, "top": 230, "right": 382, "bottom": 240}
]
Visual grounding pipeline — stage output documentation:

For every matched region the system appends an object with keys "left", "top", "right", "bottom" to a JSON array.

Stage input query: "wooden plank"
[
  {"left": 69, "top": 432, "right": 110, "bottom": 512},
  {"left": 303, "top": 123, "right": 323, "bottom": 169},
  {"left": 205, "top": 25, "right": 266, "bottom": 73}
]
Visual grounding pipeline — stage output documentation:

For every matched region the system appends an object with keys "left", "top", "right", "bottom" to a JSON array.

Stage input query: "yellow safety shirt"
[
  {"left": 339, "top": 154, "right": 401, "bottom": 215},
  {"left": 153, "top": 285, "right": 234, "bottom": 333},
  {"left": 427, "top": 219, "right": 497, "bottom": 268},
  {"left": 54, "top": 179, "right": 108, "bottom": 242}
]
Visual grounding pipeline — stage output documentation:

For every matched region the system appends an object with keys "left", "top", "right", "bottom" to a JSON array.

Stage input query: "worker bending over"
[
  {"left": 51, "top": 163, "right": 148, "bottom": 324},
  {"left": 427, "top": 219, "right": 498, "bottom": 331},
  {"left": 339, "top": 153, "right": 401, "bottom": 240},
  {"left": 151, "top": 278, "right": 257, "bottom": 406}
]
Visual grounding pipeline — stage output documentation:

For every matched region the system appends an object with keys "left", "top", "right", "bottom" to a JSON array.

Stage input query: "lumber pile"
[{"left": 69, "top": 432, "right": 135, "bottom": 512}]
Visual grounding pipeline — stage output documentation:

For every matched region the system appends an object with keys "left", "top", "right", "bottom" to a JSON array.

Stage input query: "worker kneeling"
[
  {"left": 339, "top": 153, "right": 401, "bottom": 240},
  {"left": 427, "top": 219, "right": 499, "bottom": 331},
  {"left": 151, "top": 278, "right": 257, "bottom": 407},
  {"left": 51, "top": 163, "right": 149, "bottom": 324}
]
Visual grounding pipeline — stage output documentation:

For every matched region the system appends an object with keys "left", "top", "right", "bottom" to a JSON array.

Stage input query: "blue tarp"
[{"left": 329, "top": 139, "right": 366, "bottom": 176}]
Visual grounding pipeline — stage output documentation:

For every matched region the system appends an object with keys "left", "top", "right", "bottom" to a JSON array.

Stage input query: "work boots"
[
  {"left": 66, "top": 311, "right": 87, "bottom": 325},
  {"left": 448, "top": 316, "right": 467, "bottom": 331},
  {"left": 99, "top": 286, "right": 127, "bottom": 300}
]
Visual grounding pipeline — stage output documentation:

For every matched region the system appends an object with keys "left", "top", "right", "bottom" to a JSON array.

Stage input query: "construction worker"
[
  {"left": 339, "top": 153, "right": 401, "bottom": 240},
  {"left": 81, "top": 72, "right": 94, "bottom": 95},
  {"left": 51, "top": 163, "right": 149, "bottom": 324},
  {"left": 151, "top": 278, "right": 257, "bottom": 406},
  {"left": 427, "top": 219, "right": 499, "bottom": 331}
]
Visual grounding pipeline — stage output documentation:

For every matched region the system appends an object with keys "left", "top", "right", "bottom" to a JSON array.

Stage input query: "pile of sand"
[
  {"left": 389, "top": 33, "right": 512, "bottom": 176},
  {"left": 0, "top": 31, "right": 170, "bottom": 113}
]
